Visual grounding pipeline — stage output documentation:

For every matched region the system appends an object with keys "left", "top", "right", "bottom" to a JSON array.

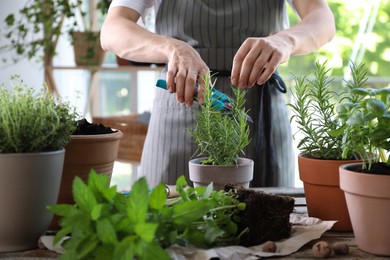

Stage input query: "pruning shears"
[{"left": 155, "top": 79, "right": 253, "bottom": 123}]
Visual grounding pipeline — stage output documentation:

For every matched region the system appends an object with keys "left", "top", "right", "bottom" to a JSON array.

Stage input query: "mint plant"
[
  {"left": 190, "top": 73, "right": 250, "bottom": 165},
  {"left": 0, "top": 75, "right": 77, "bottom": 153},
  {"left": 48, "top": 171, "right": 247, "bottom": 259}
]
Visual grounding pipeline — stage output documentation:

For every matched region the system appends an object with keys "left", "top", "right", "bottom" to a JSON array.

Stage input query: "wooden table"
[{"left": 1, "top": 188, "right": 389, "bottom": 259}]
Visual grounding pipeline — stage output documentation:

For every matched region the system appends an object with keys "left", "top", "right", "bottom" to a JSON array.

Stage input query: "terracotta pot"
[
  {"left": 72, "top": 31, "right": 106, "bottom": 66},
  {"left": 0, "top": 150, "right": 64, "bottom": 252},
  {"left": 298, "top": 154, "right": 356, "bottom": 231},
  {"left": 50, "top": 131, "right": 122, "bottom": 230},
  {"left": 340, "top": 163, "right": 390, "bottom": 256},
  {"left": 189, "top": 157, "right": 253, "bottom": 190}
]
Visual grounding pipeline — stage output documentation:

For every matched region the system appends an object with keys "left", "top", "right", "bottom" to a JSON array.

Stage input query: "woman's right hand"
[
  {"left": 102, "top": 6, "right": 209, "bottom": 106},
  {"left": 165, "top": 39, "right": 209, "bottom": 106}
]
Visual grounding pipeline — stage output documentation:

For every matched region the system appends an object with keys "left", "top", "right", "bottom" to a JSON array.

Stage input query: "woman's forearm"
[
  {"left": 101, "top": 7, "right": 176, "bottom": 64},
  {"left": 275, "top": 0, "right": 336, "bottom": 56}
]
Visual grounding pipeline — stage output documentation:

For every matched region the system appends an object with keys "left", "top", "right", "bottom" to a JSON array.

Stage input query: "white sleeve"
[{"left": 109, "top": 0, "right": 154, "bottom": 15}]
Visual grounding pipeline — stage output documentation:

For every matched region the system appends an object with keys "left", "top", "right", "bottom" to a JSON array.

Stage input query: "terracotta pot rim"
[
  {"left": 298, "top": 153, "right": 358, "bottom": 163},
  {"left": 340, "top": 164, "right": 390, "bottom": 198},
  {"left": 71, "top": 130, "right": 123, "bottom": 140},
  {"left": 340, "top": 162, "right": 367, "bottom": 170}
]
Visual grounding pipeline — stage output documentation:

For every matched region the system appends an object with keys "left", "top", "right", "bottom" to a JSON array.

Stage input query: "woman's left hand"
[{"left": 230, "top": 36, "right": 292, "bottom": 88}]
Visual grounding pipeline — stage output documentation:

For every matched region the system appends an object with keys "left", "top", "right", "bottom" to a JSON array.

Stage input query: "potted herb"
[
  {"left": 334, "top": 64, "right": 390, "bottom": 255},
  {"left": 50, "top": 118, "right": 123, "bottom": 230},
  {"left": 288, "top": 61, "right": 362, "bottom": 231},
  {"left": 188, "top": 73, "right": 253, "bottom": 190},
  {"left": 49, "top": 171, "right": 294, "bottom": 259},
  {"left": 0, "top": 75, "right": 77, "bottom": 252},
  {"left": 69, "top": 0, "right": 112, "bottom": 66}
]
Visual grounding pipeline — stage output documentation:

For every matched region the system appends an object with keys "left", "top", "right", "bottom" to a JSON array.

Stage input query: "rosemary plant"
[
  {"left": 289, "top": 62, "right": 345, "bottom": 159},
  {"left": 189, "top": 73, "right": 250, "bottom": 165},
  {"left": 0, "top": 75, "right": 78, "bottom": 153}
]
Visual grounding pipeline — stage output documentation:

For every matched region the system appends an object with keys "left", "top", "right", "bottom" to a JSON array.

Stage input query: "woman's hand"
[
  {"left": 165, "top": 39, "right": 209, "bottom": 106},
  {"left": 101, "top": 7, "right": 209, "bottom": 107},
  {"left": 230, "top": 0, "right": 335, "bottom": 89},
  {"left": 231, "top": 36, "right": 292, "bottom": 88}
]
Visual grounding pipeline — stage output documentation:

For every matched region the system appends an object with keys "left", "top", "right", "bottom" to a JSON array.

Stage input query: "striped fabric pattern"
[{"left": 140, "top": 0, "right": 294, "bottom": 187}]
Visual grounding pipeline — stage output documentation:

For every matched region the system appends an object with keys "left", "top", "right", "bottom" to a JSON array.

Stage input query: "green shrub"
[
  {"left": 0, "top": 75, "right": 78, "bottom": 153},
  {"left": 189, "top": 73, "right": 250, "bottom": 165}
]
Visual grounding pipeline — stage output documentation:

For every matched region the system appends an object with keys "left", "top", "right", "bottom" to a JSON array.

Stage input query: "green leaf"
[
  {"left": 176, "top": 176, "right": 187, "bottom": 190},
  {"left": 97, "top": 218, "right": 118, "bottom": 245},
  {"left": 173, "top": 200, "right": 212, "bottom": 225},
  {"left": 5, "top": 14, "right": 15, "bottom": 26},
  {"left": 365, "top": 98, "right": 386, "bottom": 118},
  {"left": 53, "top": 226, "right": 72, "bottom": 245},
  {"left": 142, "top": 241, "right": 171, "bottom": 260},
  {"left": 47, "top": 204, "right": 76, "bottom": 217},
  {"left": 76, "top": 234, "right": 99, "bottom": 259},
  {"left": 149, "top": 183, "right": 167, "bottom": 210},
  {"left": 72, "top": 176, "right": 97, "bottom": 212},
  {"left": 126, "top": 177, "right": 149, "bottom": 223},
  {"left": 347, "top": 111, "right": 365, "bottom": 125},
  {"left": 204, "top": 218, "right": 225, "bottom": 243},
  {"left": 91, "top": 204, "right": 104, "bottom": 220},
  {"left": 113, "top": 236, "right": 136, "bottom": 260},
  {"left": 202, "top": 183, "right": 213, "bottom": 200},
  {"left": 95, "top": 246, "right": 114, "bottom": 260},
  {"left": 135, "top": 222, "right": 158, "bottom": 242},
  {"left": 87, "top": 169, "right": 115, "bottom": 201},
  {"left": 176, "top": 176, "right": 190, "bottom": 201},
  {"left": 351, "top": 88, "right": 370, "bottom": 96},
  {"left": 103, "top": 186, "right": 118, "bottom": 201},
  {"left": 328, "top": 125, "right": 346, "bottom": 137}
]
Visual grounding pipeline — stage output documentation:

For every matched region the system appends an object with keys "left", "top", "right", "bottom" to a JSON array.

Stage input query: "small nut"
[
  {"left": 262, "top": 241, "right": 277, "bottom": 253},
  {"left": 312, "top": 241, "right": 332, "bottom": 259},
  {"left": 332, "top": 242, "right": 349, "bottom": 255}
]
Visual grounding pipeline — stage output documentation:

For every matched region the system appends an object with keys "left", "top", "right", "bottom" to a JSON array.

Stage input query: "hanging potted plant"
[
  {"left": 333, "top": 67, "right": 390, "bottom": 255},
  {"left": 0, "top": 0, "right": 80, "bottom": 90},
  {"left": 67, "top": 0, "right": 112, "bottom": 66},
  {"left": 0, "top": 75, "right": 78, "bottom": 252},
  {"left": 288, "top": 61, "right": 363, "bottom": 231},
  {"left": 0, "top": 0, "right": 111, "bottom": 69},
  {"left": 188, "top": 73, "right": 253, "bottom": 190}
]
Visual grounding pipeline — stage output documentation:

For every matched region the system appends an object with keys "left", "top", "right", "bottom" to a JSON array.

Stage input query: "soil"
[
  {"left": 72, "top": 118, "right": 117, "bottom": 135},
  {"left": 225, "top": 185, "right": 295, "bottom": 247},
  {"left": 360, "top": 162, "right": 390, "bottom": 175}
]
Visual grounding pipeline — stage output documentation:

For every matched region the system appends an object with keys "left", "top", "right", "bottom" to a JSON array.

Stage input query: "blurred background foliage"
[{"left": 280, "top": 0, "right": 389, "bottom": 80}]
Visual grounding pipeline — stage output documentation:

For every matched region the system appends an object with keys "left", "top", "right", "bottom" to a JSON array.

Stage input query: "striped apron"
[{"left": 139, "top": 0, "right": 294, "bottom": 187}]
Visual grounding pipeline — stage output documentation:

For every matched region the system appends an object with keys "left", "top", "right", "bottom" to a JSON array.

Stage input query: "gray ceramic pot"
[
  {"left": 189, "top": 157, "right": 254, "bottom": 190},
  {"left": 0, "top": 150, "right": 64, "bottom": 252}
]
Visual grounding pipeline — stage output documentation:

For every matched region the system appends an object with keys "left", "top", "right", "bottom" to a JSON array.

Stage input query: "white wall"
[
  {"left": 0, "top": 1, "right": 89, "bottom": 117},
  {"left": 0, "top": 1, "right": 44, "bottom": 88}
]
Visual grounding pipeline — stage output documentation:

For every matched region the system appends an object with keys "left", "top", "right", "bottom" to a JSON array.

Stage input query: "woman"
[{"left": 101, "top": 0, "right": 335, "bottom": 187}]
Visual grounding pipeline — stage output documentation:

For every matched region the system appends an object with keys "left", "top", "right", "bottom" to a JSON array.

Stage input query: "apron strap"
[{"left": 210, "top": 70, "right": 287, "bottom": 94}]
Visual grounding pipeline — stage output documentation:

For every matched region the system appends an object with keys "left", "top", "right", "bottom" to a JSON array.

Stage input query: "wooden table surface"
[{"left": 1, "top": 187, "right": 389, "bottom": 259}]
